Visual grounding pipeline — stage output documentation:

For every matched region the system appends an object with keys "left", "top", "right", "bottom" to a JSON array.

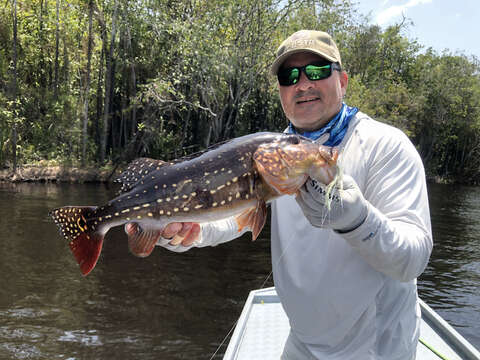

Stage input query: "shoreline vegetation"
[
  {"left": 0, "top": 164, "right": 463, "bottom": 186},
  {"left": 0, "top": 164, "right": 113, "bottom": 183},
  {"left": 1, "top": 0, "right": 479, "bottom": 185}
]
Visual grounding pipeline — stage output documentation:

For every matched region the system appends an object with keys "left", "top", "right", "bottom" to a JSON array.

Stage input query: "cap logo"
[{"left": 286, "top": 39, "right": 315, "bottom": 50}]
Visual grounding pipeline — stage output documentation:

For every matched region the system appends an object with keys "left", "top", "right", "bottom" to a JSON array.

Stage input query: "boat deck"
[{"left": 223, "top": 287, "right": 480, "bottom": 360}]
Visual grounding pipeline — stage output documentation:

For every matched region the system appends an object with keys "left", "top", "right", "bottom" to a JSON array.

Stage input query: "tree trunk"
[
  {"left": 95, "top": 34, "right": 105, "bottom": 161},
  {"left": 38, "top": 0, "right": 47, "bottom": 91},
  {"left": 100, "top": 0, "right": 118, "bottom": 164},
  {"left": 53, "top": 0, "right": 60, "bottom": 99},
  {"left": 126, "top": 25, "right": 137, "bottom": 138},
  {"left": 11, "top": 0, "right": 18, "bottom": 172},
  {"left": 82, "top": 0, "right": 94, "bottom": 166}
]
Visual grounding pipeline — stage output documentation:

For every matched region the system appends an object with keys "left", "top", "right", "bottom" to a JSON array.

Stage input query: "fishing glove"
[{"left": 296, "top": 175, "right": 368, "bottom": 232}]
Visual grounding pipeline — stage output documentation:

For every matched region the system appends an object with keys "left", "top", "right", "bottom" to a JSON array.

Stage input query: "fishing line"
[
  {"left": 208, "top": 214, "right": 304, "bottom": 360},
  {"left": 209, "top": 319, "right": 239, "bottom": 360}
]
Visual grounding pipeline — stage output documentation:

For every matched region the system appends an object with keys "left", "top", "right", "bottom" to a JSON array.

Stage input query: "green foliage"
[{"left": 0, "top": 0, "right": 479, "bottom": 183}]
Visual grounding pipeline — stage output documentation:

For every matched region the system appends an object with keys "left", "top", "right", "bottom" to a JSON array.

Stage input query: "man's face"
[{"left": 278, "top": 52, "right": 348, "bottom": 132}]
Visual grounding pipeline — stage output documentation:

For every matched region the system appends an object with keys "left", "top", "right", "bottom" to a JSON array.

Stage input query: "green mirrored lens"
[
  {"left": 278, "top": 67, "right": 300, "bottom": 86},
  {"left": 305, "top": 64, "right": 331, "bottom": 80},
  {"left": 288, "top": 68, "right": 300, "bottom": 84}
]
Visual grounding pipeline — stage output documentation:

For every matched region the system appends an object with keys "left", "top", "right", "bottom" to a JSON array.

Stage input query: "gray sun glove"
[{"left": 296, "top": 175, "right": 368, "bottom": 232}]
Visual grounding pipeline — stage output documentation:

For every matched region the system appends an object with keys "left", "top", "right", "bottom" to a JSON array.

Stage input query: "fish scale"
[{"left": 50, "top": 132, "right": 338, "bottom": 276}]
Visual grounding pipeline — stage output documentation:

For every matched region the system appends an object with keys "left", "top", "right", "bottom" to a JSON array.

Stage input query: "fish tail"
[{"left": 49, "top": 206, "right": 103, "bottom": 276}]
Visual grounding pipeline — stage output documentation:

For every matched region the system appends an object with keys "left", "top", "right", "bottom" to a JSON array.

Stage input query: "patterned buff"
[{"left": 288, "top": 103, "right": 358, "bottom": 146}]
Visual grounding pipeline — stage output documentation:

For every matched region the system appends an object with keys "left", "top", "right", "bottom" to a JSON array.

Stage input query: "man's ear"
[{"left": 340, "top": 71, "right": 348, "bottom": 97}]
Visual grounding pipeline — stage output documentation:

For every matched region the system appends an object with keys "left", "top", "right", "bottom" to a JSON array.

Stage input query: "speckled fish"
[{"left": 49, "top": 132, "right": 338, "bottom": 276}]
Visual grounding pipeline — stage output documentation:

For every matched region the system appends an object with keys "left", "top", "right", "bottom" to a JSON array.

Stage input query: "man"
[{"left": 127, "top": 30, "right": 433, "bottom": 359}]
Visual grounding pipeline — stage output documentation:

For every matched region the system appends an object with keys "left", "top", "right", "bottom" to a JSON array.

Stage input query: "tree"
[
  {"left": 10, "top": 0, "right": 18, "bottom": 172},
  {"left": 82, "top": 0, "right": 94, "bottom": 166}
]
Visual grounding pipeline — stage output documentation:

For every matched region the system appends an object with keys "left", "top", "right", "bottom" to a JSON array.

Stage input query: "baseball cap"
[{"left": 271, "top": 30, "right": 342, "bottom": 75}]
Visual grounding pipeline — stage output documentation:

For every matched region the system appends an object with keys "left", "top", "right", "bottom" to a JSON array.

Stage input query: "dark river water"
[{"left": 0, "top": 182, "right": 478, "bottom": 359}]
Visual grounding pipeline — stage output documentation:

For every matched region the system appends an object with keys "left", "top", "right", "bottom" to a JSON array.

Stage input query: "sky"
[{"left": 355, "top": 0, "right": 480, "bottom": 59}]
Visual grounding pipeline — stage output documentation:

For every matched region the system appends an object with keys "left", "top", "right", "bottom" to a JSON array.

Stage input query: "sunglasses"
[{"left": 277, "top": 62, "right": 341, "bottom": 86}]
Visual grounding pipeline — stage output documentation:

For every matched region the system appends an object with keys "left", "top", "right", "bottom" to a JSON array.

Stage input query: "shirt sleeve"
[
  {"left": 157, "top": 217, "right": 249, "bottom": 253},
  {"left": 338, "top": 129, "right": 433, "bottom": 282}
]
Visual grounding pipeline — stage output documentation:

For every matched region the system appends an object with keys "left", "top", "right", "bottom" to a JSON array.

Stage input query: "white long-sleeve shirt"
[{"left": 161, "top": 112, "right": 433, "bottom": 359}]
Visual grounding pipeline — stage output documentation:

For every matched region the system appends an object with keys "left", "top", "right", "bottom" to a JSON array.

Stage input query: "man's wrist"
[{"left": 334, "top": 204, "right": 368, "bottom": 233}]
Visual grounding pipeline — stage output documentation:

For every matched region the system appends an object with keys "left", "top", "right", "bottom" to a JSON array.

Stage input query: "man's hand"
[
  {"left": 161, "top": 222, "right": 201, "bottom": 246},
  {"left": 296, "top": 175, "right": 368, "bottom": 232},
  {"left": 125, "top": 222, "right": 201, "bottom": 248}
]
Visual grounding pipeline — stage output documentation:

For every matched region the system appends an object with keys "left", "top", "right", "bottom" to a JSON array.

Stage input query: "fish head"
[{"left": 253, "top": 134, "right": 338, "bottom": 195}]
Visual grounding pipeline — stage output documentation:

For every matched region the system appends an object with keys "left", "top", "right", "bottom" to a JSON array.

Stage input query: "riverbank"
[
  {"left": 0, "top": 165, "right": 114, "bottom": 183},
  {"left": 0, "top": 164, "right": 465, "bottom": 185}
]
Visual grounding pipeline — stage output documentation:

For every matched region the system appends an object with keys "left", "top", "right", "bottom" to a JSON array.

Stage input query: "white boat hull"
[{"left": 223, "top": 287, "right": 480, "bottom": 360}]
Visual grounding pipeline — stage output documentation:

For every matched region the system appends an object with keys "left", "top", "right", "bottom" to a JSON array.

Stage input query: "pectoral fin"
[
  {"left": 235, "top": 200, "right": 267, "bottom": 241},
  {"left": 126, "top": 223, "right": 163, "bottom": 257}
]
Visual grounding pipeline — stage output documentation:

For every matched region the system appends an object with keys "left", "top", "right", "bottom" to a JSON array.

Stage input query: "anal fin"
[
  {"left": 235, "top": 200, "right": 267, "bottom": 241},
  {"left": 126, "top": 223, "right": 163, "bottom": 257}
]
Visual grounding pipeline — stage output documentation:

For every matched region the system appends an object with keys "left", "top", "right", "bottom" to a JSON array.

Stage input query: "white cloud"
[{"left": 376, "top": 0, "right": 433, "bottom": 25}]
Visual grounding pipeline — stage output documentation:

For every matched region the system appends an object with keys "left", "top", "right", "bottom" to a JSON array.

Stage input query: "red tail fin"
[{"left": 50, "top": 206, "right": 103, "bottom": 276}]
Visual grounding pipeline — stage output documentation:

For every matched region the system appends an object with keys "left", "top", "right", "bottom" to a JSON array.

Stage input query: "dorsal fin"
[
  {"left": 115, "top": 157, "right": 169, "bottom": 193},
  {"left": 115, "top": 139, "right": 235, "bottom": 193}
]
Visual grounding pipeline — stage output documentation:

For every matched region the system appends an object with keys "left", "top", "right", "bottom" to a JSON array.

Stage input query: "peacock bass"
[{"left": 50, "top": 132, "right": 338, "bottom": 276}]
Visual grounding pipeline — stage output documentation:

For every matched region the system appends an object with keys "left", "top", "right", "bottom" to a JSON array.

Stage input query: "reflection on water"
[{"left": 0, "top": 182, "right": 478, "bottom": 359}]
